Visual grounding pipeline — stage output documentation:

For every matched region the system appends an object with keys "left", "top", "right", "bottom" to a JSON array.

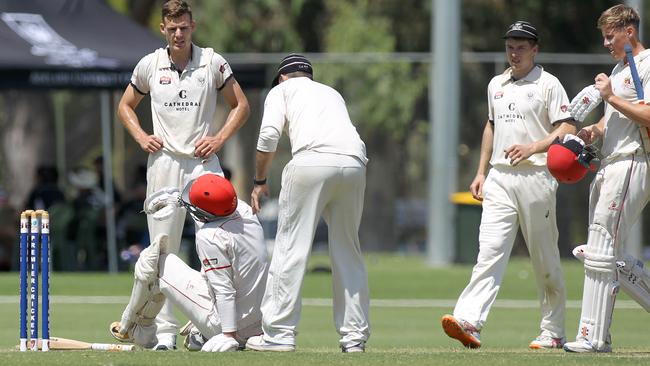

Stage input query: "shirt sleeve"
[
  {"left": 545, "top": 78, "right": 572, "bottom": 124},
  {"left": 130, "top": 53, "right": 155, "bottom": 95},
  {"left": 256, "top": 89, "right": 286, "bottom": 152},
  {"left": 211, "top": 52, "right": 234, "bottom": 91},
  {"left": 487, "top": 81, "right": 494, "bottom": 122},
  {"left": 197, "top": 229, "right": 237, "bottom": 333}
]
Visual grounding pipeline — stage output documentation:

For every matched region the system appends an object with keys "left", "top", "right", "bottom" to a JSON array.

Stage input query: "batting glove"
[
  {"left": 569, "top": 85, "right": 602, "bottom": 122},
  {"left": 201, "top": 333, "right": 239, "bottom": 352}
]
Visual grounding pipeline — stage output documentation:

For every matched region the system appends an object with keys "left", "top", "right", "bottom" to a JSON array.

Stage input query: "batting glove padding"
[
  {"left": 201, "top": 333, "right": 239, "bottom": 352},
  {"left": 569, "top": 85, "right": 602, "bottom": 122}
]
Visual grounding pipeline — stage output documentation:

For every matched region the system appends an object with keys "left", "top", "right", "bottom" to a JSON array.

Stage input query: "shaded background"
[{"left": 1, "top": 0, "right": 648, "bottom": 272}]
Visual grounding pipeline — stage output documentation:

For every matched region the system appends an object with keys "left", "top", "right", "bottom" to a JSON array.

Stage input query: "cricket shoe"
[
  {"left": 341, "top": 342, "right": 365, "bottom": 353},
  {"left": 109, "top": 321, "right": 133, "bottom": 343},
  {"left": 441, "top": 314, "right": 481, "bottom": 348},
  {"left": 563, "top": 339, "right": 612, "bottom": 353},
  {"left": 179, "top": 321, "right": 206, "bottom": 351},
  {"left": 245, "top": 335, "right": 295, "bottom": 352},
  {"left": 529, "top": 334, "right": 565, "bottom": 349},
  {"left": 153, "top": 333, "right": 177, "bottom": 351}
]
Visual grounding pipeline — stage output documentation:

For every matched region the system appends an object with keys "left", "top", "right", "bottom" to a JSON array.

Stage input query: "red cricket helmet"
[
  {"left": 547, "top": 137, "right": 597, "bottom": 184},
  {"left": 181, "top": 173, "right": 237, "bottom": 222}
]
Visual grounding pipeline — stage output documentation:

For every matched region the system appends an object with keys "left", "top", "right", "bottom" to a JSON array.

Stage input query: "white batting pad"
[
  {"left": 577, "top": 224, "right": 617, "bottom": 350},
  {"left": 616, "top": 254, "right": 650, "bottom": 312},
  {"left": 144, "top": 187, "right": 181, "bottom": 221},
  {"left": 134, "top": 234, "right": 168, "bottom": 282},
  {"left": 158, "top": 253, "right": 221, "bottom": 339},
  {"left": 569, "top": 85, "right": 602, "bottom": 122},
  {"left": 574, "top": 246, "right": 650, "bottom": 312}
]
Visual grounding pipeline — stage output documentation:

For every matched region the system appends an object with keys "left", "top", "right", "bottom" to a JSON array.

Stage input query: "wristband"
[{"left": 253, "top": 177, "right": 267, "bottom": 186}]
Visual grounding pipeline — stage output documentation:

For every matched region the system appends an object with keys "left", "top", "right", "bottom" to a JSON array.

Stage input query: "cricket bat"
[
  {"left": 23, "top": 337, "right": 137, "bottom": 351},
  {"left": 625, "top": 43, "right": 650, "bottom": 151}
]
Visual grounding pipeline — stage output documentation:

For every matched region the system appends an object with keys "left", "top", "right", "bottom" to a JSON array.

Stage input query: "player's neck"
[
  {"left": 168, "top": 46, "right": 192, "bottom": 71},
  {"left": 511, "top": 64, "right": 535, "bottom": 81}
]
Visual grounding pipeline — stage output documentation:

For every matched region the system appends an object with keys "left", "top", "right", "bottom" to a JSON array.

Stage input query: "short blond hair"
[{"left": 598, "top": 4, "right": 639, "bottom": 32}]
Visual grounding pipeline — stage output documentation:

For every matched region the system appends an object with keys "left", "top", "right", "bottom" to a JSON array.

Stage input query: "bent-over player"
[
  {"left": 563, "top": 4, "right": 650, "bottom": 353},
  {"left": 247, "top": 54, "right": 369, "bottom": 353},
  {"left": 441, "top": 21, "right": 576, "bottom": 349},
  {"left": 110, "top": 174, "right": 268, "bottom": 352}
]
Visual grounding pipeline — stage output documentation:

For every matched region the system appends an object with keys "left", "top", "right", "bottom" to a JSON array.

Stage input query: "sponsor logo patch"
[
  {"left": 560, "top": 105, "right": 568, "bottom": 112},
  {"left": 160, "top": 75, "right": 171, "bottom": 85},
  {"left": 495, "top": 91, "right": 504, "bottom": 99}
]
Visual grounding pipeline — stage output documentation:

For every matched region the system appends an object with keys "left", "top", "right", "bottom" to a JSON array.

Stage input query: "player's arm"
[
  {"left": 469, "top": 121, "right": 494, "bottom": 201},
  {"left": 577, "top": 116, "right": 605, "bottom": 145},
  {"left": 595, "top": 72, "right": 650, "bottom": 127},
  {"left": 201, "top": 237, "right": 237, "bottom": 338},
  {"left": 250, "top": 150, "right": 275, "bottom": 214},
  {"left": 194, "top": 78, "right": 250, "bottom": 158},
  {"left": 117, "top": 84, "right": 163, "bottom": 153}
]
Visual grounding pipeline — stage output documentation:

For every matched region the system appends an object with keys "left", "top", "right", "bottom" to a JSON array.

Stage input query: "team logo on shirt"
[
  {"left": 159, "top": 75, "right": 171, "bottom": 85},
  {"left": 560, "top": 105, "right": 568, "bottom": 112},
  {"left": 527, "top": 91, "right": 535, "bottom": 101},
  {"left": 219, "top": 62, "right": 230, "bottom": 74},
  {"left": 624, "top": 76, "right": 632, "bottom": 88},
  {"left": 495, "top": 91, "right": 504, "bottom": 99}
]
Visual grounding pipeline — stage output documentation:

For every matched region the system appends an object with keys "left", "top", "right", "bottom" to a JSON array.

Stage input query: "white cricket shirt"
[
  {"left": 601, "top": 49, "right": 650, "bottom": 160},
  {"left": 487, "top": 65, "right": 571, "bottom": 167},
  {"left": 130, "top": 44, "right": 233, "bottom": 157},
  {"left": 194, "top": 200, "right": 268, "bottom": 333},
  {"left": 257, "top": 77, "right": 368, "bottom": 164}
]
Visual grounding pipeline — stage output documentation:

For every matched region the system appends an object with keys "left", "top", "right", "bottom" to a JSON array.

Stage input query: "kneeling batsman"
[{"left": 110, "top": 174, "right": 269, "bottom": 352}]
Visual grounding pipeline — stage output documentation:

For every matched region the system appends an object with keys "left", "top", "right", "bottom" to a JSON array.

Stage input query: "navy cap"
[
  {"left": 272, "top": 53, "right": 313, "bottom": 87},
  {"left": 503, "top": 21, "right": 538, "bottom": 41}
]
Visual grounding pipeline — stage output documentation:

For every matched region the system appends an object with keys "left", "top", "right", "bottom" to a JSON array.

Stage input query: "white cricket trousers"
[
  {"left": 261, "top": 152, "right": 370, "bottom": 348},
  {"left": 453, "top": 165, "right": 566, "bottom": 338},
  {"left": 146, "top": 150, "right": 223, "bottom": 336}
]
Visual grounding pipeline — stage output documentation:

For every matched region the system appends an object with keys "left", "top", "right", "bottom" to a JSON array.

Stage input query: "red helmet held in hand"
[{"left": 547, "top": 137, "right": 598, "bottom": 184}]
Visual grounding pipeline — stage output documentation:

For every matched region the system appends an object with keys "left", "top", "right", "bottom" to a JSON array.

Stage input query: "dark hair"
[
  {"left": 162, "top": 0, "right": 192, "bottom": 22},
  {"left": 506, "top": 37, "right": 538, "bottom": 47},
  {"left": 284, "top": 71, "right": 313, "bottom": 80}
]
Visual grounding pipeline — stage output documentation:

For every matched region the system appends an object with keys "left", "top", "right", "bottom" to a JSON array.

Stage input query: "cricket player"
[
  {"left": 247, "top": 54, "right": 370, "bottom": 353},
  {"left": 110, "top": 174, "right": 268, "bottom": 352},
  {"left": 117, "top": 0, "right": 250, "bottom": 349},
  {"left": 563, "top": 4, "right": 650, "bottom": 353},
  {"left": 441, "top": 21, "right": 576, "bottom": 349}
]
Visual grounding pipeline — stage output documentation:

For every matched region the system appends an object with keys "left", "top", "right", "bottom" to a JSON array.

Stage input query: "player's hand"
[
  {"left": 469, "top": 174, "right": 485, "bottom": 201},
  {"left": 568, "top": 85, "right": 602, "bottom": 122},
  {"left": 201, "top": 333, "right": 239, "bottom": 352},
  {"left": 504, "top": 144, "right": 534, "bottom": 166},
  {"left": 577, "top": 126, "right": 602, "bottom": 146},
  {"left": 250, "top": 184, "right": 269, "bottom": 214},
  {"left": 594, "top": 73, "right": 614, "bottom": 102},
  {"left": 194, "top": 136, "right": 224, "bottom": 158},
  {"left": 137, "top": 134, "right": 163, "bottom": 153}
]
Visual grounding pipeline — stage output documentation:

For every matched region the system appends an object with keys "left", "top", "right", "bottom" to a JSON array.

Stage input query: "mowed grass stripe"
[{"left": 0, "top": 295, "right": 644, "bottom": 309}]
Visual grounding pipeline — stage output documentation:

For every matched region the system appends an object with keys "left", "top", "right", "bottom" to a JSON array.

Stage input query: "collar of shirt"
[
  {"left": 500, "top": 64, "right": 543, "bottom": 86},
  {"left": 162, "top": 44, "right": 207, "bottom": 72}
]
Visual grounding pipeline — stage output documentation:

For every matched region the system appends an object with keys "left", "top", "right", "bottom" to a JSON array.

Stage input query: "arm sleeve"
[
  {"left": 130, "top": 53, "right": 155, "bottom": 95},
  {"left": 545, "top": 78, "right": 572, "bottom": 124},
  {"left": 256, "top": 89, "right": 286, "bottom": 152},
  {"left": 197, "top": 230, "right": 238, "bottom": 333},
  {"left": 211, "top": 52, "right": 234, "bottom": 91}
]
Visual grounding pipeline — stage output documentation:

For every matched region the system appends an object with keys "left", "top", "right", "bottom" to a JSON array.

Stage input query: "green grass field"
[{"left": 0, "top": 255, "right": 648, "bottom": 365}]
